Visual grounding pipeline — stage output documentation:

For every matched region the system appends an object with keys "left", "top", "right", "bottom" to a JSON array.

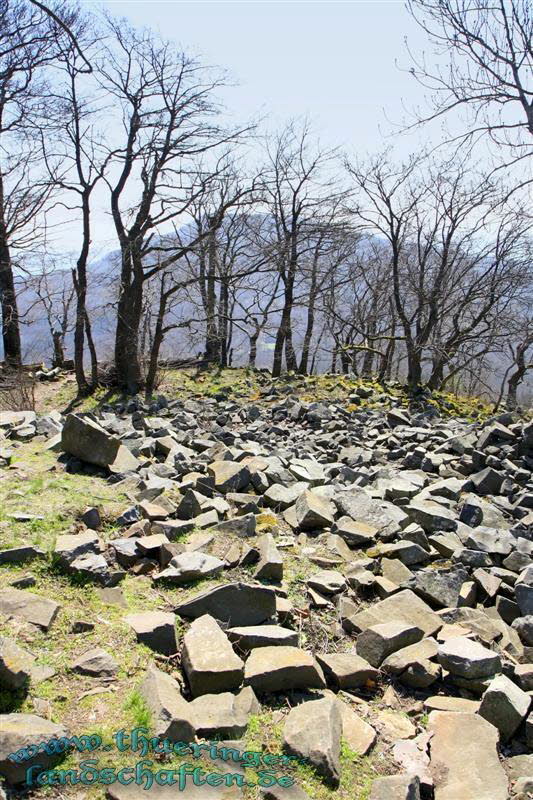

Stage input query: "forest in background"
[{"left": 0, "top": 0, "right": 532, "bottom": 405}]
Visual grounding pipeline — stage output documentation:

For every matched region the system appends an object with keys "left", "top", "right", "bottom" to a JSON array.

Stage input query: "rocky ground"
[{"left": 0, "top": 369, "right": 532, "bottom": 800}]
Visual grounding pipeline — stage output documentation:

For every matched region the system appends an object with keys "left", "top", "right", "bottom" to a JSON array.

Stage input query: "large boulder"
[
  {"left": 124, "top": 611, "right": 177, "bottom": 655},
  {"left": 428, "top": 711, "right": 508, "bottom": 800},
  {"left": 61, "top": 414, "right": 139, "bottom": 473},
  {"left": 343, "top": 589, "right": 441, "bottom": 637},
  {"left": 437, "top": 636, "right": 501, "bottom": 679},
  {"left": 181, "top": 615, "right": 244, "bottom": 696},
  {"left": 0, "top": 589, "right": 60, "bottom": 631},
  {"left": 139, "top": 665, "right": 195, "bottom": 741},
  {"left": 208, "top": 461, "right": 250, "bottom": 493},
  {"left": 283, "top": 696, "right": 341, "bottom": 786},
  {"left": 0, "top": 714, "right": 68, "bottom": 784},
  {"left": 355, "top": 622, "right": 424, "bottom": 667},
  {"left": 294, "top": 491, "right": 335, "bottom": 530},
  {"left": 175, "top": 583, "right": 276, "bottom": 627},
  {"left": 478, "top": 674, "right": 531, "bottom": 741},
  {"left": 244, "top": 646, "right": 325, "bottom": 692}
]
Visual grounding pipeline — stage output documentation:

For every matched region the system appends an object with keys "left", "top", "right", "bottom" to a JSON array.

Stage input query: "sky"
[
  {"left": 62, "top": 0, "right": 441, "bottom": 254},
  {"left": 88, "top": 0, "right": 432, "bottom": 152}
]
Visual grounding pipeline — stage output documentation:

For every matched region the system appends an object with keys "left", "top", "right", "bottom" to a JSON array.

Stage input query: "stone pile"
[{"left": 1, "top": 385, "right": 532, "bottom": 798}]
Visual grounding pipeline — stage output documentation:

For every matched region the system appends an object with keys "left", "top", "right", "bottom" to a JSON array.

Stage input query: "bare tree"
[
  {"left": 262, "top": 121, "right": 346, "bottom": 377},
  {"left": 28, "top": 262, "right": 75, "bottom": 367},
  {"left": 406, "top": 0, "right": 533, "bottom": 188},
  {"left": 0, "top": 0, "right": 79, "bottom": 367},
  {"left": 347, "top": 151, "right": 530, "bottom": 388},
  {"left": 97, "top": 18, "right": 249, "bottom": 392},
  {"left": 44, "top": 23, "right": 109, "bottom": 395}
]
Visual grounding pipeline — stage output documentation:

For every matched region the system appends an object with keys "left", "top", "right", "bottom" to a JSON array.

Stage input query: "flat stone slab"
[
  {"left": 345, "top": 589, "right": 442, "bottom": 637},
  {"left": 0, "top": 713, "right": 68, "bottom": 784},
  {"left": 124, "top": 611, "right": 177, "bottom": 655},
  {"left": 423, "top": 695, "right": 480, "bottom": 713},
  {"left": 428, "top": 711, "right": 508, "bottom": 800},
  {"left": 244, "top": 646, "right": 325, "bottom": 692},
  {"left": 369, "top": 774, "right": 421, "bottom": 800},
  {"left": 156, "top": 551, "right": 225, "bottom": 585},
  {"left": 226, "top": 625, "right": 298, "bottom": 651},
  {"left": 181, "top": 614, "right": 244, "bottom": 697},
  {"left": 107, "top": 783, "right": 242, "bottom": 799},
  {"left": 437, "top": 636, "right": 501, "bottom": 679},
  {"left": 316, "top": 653, "right": 378, "bottom": 689},
  {"left": 0, "top": 588, "right": 60, "bottom": 631},
  {"left": 337, "top": 699, "right": 376, "bottom": 756},
  {"left": 283, "top": 696, "right": 341, "bottom": 786},
  {"left": 71, "top": 647, "right": 118, "bottom": 677},
  {"left": 175, "top": 583, "right": 277, "bottom": 627}
]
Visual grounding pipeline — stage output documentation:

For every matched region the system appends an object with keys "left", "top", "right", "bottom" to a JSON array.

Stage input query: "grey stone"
[
  {"left": 283, "top": 696, "right": 341, "bottom": 786},
  {"left": 380, "top": 541, "right": 431, "bottom": 566},
  {"left": 437, "top": 636, "right": 501, "bottom": 679},
  {"left": 0, "top": 588, "right": 60, "bottom": 631},
  {"left": 355, "top": 622, "right": 424, "bottom": 667},
  {"left": 254, "top": 533, "right": 283, "bottom": 581},
  {"left": 478, "top": 673, "right": 531, "bottom": 741},
  {"left": 0, "top": 714, "right": 68, "bottom": 784},
  {"left": 369, "top": 774, "right": 421, "bottom": 800},
  {"left": 156, "top": 552, "right": 225, "bottom": 585},
  {"left": 61, "top": 414, "right": 139, "bottom": 473},
  {"left": 190, "top": 692, "right": 249, "bottom": 739},
  {"left": 181, "top": 614, "right": 244, "bottom": 697},
  {"left": 0, "top": 636, "right": 35, "bottom": 689},
  {"left": 125, "top": 611, "right": 177, "bottom": 655},
  {"left": 208, "top": 461, "right": 250, "bottom": 493},
  {"left": 332, "top": 516, "right": 377, "bottom": 547},
  {"left": 139, "top": 665, "right": 195, "bottom": 740},
  {"left": 0, "top": 546, "right": 45, "bottom": 565},
  {"left": 316, "top": 653, "right": 378, "bottom": 689},
  {"left": 406, "top": 500, "right": 458, "bottom": 532},
  {"left": 512, "top": 616, "right": 533, "bottom": 646},
  {"left": 227, "top": 625, "right": 298, "bottom": 651},
  {"left": 428, "top": 711, "right": 508, "bottom": 800},
  {"left": 71, "top": 647, "right": 118, "bottom": 677},
  {"left": 175, "top": 583, "right": 277, "bottom": 627},
  {"left": 295, "top": 491, "right": 334, "bottom": 530},
  {"left": 54, "top": 531, "right": 100, "bottom": 565},
  {"left": 244, "top": 646, "right": 325, "bottom": 692},
  {"left": 345, "top": 589, "right": 442, "bottom": 637},
  {"left": 307, "top": 569, "right": 346, "bottom": 595},
  {"left": 407, "top": 568, "right": 469, "bottom": 609}
]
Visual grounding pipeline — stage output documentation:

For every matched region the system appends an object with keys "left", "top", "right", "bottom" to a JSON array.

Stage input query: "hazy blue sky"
[
  {"left": 89, "top": 0, "right": 431, "bottom": 156},
  {"left": 60, "top": 1, "right": 440, "bottom": 254}
]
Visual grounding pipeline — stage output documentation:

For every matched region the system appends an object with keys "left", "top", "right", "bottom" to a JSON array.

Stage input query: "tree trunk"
[
  {"left": 145, "top": 288, "right": 167, "bottom": 398},
  {"left": 85, "top": 311, "right": 98, "bottom": 388},
  {"left": 406, "top": 343, "right": 422, "bottom": 388},
  {"left": 506, "top": 340, "right": 531, "bottom": 410},
  {"left": 204, "top": 228, "right": 219, "bottom": 365},
  {"left": 0, "top": 173, "right": 22, "bottom": 367},
  {"left": 52, "top": 331, "right": 64, "bottom": 368},
  {"left": 272, "top": 318, "right": 285, "bottom": 377},
  {"left": 299, "top": 283, "right": 317, "bottom": 374},
  {"left": 114, "top": 274, "right": 143, "bottom": 393}
]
